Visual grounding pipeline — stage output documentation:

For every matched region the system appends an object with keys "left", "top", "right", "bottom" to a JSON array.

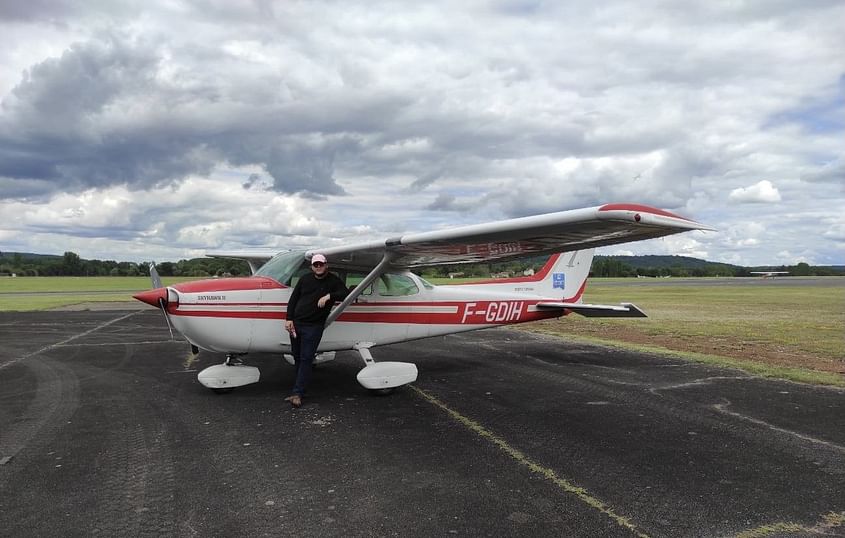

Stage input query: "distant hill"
[
  {"left": 0, "top": 252, "right": 61, "bottom": 262},
  {"left": 594, "top": 255, "right": 844, "bottom": 277},
  {"left": 596, "top": 255, "right": 742, "bottom": 271}
]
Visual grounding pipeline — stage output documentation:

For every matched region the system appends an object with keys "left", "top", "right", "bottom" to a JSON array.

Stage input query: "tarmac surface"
[{"left": 1, "top": 308, "right": 843, "bottom": 538}]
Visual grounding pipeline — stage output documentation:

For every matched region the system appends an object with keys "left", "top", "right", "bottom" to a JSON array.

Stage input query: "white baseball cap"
[{"left": 311, "top": 254, "right": 327, "bottom": 264}]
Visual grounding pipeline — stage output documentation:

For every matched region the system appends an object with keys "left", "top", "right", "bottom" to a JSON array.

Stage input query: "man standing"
[{"left": 284, "top": 254, "right": 348, "bottom": 408}]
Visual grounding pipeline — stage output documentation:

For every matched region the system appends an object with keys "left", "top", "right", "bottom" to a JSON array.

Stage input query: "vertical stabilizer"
[
  {"left": 449, "top": 248, "right": 595, "bottom": 301},
  {"left": 529, "top": 248, "right": 594, "bottom": 300}
]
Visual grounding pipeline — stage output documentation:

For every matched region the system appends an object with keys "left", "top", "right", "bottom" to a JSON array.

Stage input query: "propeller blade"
[{"left": 158, "top": 297, "right": 175, "bottom": 340}]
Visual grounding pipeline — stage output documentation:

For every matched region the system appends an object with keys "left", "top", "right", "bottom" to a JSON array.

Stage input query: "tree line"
[
  {"left": 0, "top": 251, "right": 840, "bottom": 278},
  {"left": 589, "top": 258, "right": 839, "bottom": 277},
  {"left": 0, "top": 252, "right": 249, "bottom": 278}
]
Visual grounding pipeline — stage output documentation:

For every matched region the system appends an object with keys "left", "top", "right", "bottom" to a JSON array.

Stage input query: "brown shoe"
[{"left": 289, "top": 395, "right": 302, "bottom": 408}]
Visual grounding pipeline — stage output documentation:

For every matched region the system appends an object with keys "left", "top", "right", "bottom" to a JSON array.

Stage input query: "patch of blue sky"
[{"left": 764, "top": 84, "right": 845, "bottom": 134}]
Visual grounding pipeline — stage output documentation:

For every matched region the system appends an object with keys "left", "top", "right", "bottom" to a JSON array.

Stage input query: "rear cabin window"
[
  {"left": 377, "top": 274, "right": 419, "bottom": 296},
  {"left": 340, "top": 272, "right": 420, "bottom": 297}
]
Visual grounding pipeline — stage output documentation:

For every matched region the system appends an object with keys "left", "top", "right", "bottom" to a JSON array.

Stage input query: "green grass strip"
[{"left": 522, "top": 327, "right": 845, "bottom": 388}]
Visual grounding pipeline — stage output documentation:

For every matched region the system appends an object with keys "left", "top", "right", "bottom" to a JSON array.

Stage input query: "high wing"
[
  {"left": 207, "top": 250, "right": 279, "bottom": 274},
  {"left": 315, "top": 203, "right": 714, "bottom": 270}
]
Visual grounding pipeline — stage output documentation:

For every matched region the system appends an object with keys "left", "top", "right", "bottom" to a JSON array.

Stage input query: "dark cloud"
[
  {"left": 800, "top": 157, "right": 844, "bottom": 184},
  {"left": 425, "top": 192, "right": 479, "bottom": 212},
  {"left": 0, "top": 35, "right": 377, "bottom": 200},
  {"left": 241, "top": 173, "right": 262, "bottom": 190},
  {"left": 0, "top": 0, "right": 77, "bottom": 22}
]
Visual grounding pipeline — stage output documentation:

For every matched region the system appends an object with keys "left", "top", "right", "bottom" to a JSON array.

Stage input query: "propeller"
[{"left": 134, "top": 262, "right": 176, "bottom": 340}]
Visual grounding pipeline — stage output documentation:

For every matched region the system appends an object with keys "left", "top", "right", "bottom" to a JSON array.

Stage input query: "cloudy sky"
[{"left": 1, "top": 0, "right": 842, "bottom": 266}]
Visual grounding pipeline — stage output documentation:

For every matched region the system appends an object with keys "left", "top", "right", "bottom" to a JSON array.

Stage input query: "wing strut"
[{"left": 324, "top": 251, "right": 395, "bottom": 328}]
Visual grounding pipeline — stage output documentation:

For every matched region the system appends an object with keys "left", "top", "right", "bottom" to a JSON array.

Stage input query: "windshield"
[{"left": 254, "top": 250, "right": 309, "bottom": 285}]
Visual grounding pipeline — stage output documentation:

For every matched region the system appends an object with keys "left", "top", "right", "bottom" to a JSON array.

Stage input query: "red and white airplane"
[{"left": 134, "top": 203, "right": 713, "bottom": 393}]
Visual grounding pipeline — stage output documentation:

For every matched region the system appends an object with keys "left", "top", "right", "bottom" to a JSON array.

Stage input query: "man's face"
[{"left": 311, "top": 260, "right": 328, "bottom": 277}]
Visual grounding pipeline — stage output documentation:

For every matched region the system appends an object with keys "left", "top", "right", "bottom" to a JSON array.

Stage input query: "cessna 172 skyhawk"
[{"left": 134, "top": 203, "right": 713, "bottom": 393}]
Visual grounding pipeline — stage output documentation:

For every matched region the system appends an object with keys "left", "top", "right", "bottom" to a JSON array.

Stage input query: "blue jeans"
[{"left": 290, "top": 322, "right": 325, "bottom": 396}]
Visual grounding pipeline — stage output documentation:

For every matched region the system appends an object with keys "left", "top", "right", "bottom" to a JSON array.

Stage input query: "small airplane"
[
  {"left": 750, "top": 271, "right": 789, "bottom": 278},
  {"left": 134, "top": 203, "right": 713, "bottom": 393}
]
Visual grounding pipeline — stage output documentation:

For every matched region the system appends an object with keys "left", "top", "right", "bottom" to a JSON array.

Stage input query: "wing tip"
[{"left": 598, "top": 203, "right": 715, "bottom": 231}]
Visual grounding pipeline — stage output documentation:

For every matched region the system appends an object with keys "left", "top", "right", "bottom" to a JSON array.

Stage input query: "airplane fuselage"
[{"left": 149, "top": 272, "right": 577, "bottom": 354}]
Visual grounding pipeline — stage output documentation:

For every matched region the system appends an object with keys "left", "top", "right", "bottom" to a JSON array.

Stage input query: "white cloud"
[{"left": 728, "top": 180, "right": 782, "bottom": 204}]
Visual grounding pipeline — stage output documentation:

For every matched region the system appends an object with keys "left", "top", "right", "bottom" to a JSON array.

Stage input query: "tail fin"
[
  {"left": 453, "top": 248, "right": 595, "bottom": 301},
  {"left": 539, "top": 248, "right": 594, "bottom": 300}
]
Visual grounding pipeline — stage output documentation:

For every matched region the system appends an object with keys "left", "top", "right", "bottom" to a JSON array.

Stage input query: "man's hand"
[
  {"left": 317, "top": 293, "right": 332, "bottom": 308},
  {"left": 285, "top": 320, "right": 296, "bottom": 337}
]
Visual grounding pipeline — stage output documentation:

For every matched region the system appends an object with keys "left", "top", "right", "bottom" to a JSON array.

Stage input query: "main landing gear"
[
  {"left": 353, "top": 342, "right": 418, "bottom": 393},
  {"left": 195, "top": 345, "right": 418, "bottom": 395},
  {"left": 197, "top": 353, "right": 260, "bottom": 393}
]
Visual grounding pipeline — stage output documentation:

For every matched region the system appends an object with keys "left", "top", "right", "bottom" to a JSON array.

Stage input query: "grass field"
[
  {"left": 2, "top": 276, "right": 843, "bottom": 386},
  {"left": 524, "top": 279, "right": 845, "bottom": 386},
  {"left": 0, "top": 276, "right": 195, "bottom": 311}
]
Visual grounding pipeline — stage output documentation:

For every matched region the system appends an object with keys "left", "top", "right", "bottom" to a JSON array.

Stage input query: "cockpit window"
[
  {"left": 335, "top": 271, "right": 422, "bottom": 297},
  {"left": 377, "top": 273, "right": 419, "bottom": 296},
  {"left": 254, "top": 250, "right": 309, "bottom": 286}
]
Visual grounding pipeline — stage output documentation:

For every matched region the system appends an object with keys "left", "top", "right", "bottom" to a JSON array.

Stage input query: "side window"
[
  {"left": 377, "top": 273, "right": 419, "bottom": 297},
  {"left": 345, "top": 272, "right": 373, "bottom": 295}
]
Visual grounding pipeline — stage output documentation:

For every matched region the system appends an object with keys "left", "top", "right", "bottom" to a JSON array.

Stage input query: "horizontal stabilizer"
[{"left": 536, "top": 301, "right": 647, "bottom": 318}]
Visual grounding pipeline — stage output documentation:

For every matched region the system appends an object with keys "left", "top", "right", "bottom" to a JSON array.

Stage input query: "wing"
[
  {"left": 315, "top": 203, "right": 714, "bottom": 270},
  {"left": 206, "top": 250, "right": 279, "bottom": 274}
]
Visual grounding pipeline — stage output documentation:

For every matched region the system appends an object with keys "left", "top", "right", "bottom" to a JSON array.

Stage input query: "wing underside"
[{"left": 318, "top": 203, "right": 714, "bottom": 270}]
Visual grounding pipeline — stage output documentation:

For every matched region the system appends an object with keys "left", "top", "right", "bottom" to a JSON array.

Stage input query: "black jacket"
[{"left": 286, "top": 272, "right": 348, "bottom": 325}]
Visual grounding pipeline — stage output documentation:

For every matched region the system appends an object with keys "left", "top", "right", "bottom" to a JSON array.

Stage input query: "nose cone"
[{"left": 133, "top": 287, "right": 168, "bottom": 307}]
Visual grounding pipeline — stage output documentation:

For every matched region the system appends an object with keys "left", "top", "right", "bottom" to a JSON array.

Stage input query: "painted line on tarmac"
[
  {"left": 51, "top": 340, "right": 177, "bottom": 347},
  {"left": 713, "top": 402, "right": 845, "bottom": 454},
  {"left": 0, "top": 311, "right": 140, "bottom": 371},
  {"left": 411, "top": 386, "right": 649, "bottom": 538}
]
